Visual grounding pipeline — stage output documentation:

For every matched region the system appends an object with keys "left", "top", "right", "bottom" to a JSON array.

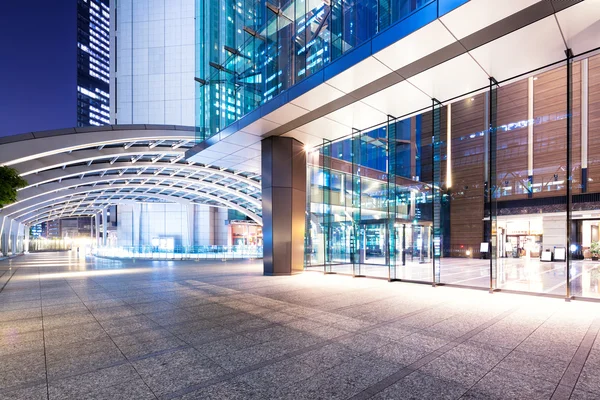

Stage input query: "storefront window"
[{"left": 305, "top": 52, "right": 600, "bottom": 300}]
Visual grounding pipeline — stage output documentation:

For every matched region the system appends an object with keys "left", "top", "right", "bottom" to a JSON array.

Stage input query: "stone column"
[
  {"left": 8, "top": 219, "right": 15, "bottom": 255},
  {"left": 0, "top": 216, "right": 9, "bottom": 256},
  {"left": 132, "top": 203, "right": 141, "bottom": 248},
  {"left": 95, "top": 213, "right": 100, "bottom": 247},
  {"left": 186, "top": 203, "right": 195, "bottom": 249},
  {"left": 261, "top": 136, "right": 306, "bottom": 275},
  {"left": 24, "top": 224, "right": 30, "bottom": 253},
  {"left": 102, "top": 207, "right": 108, "bottom": 247}
]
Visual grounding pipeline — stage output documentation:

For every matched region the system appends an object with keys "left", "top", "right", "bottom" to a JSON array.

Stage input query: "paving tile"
[
  {"left": 42, "top": 302, "right": 89, "bottom": 316},
  {"left": 236, "top": 357, "right": 318, "bottom": 388},
  {"left": 0, "top": 350, "right": 46, "bottom": 390},
  {"left": 48, "top": 363, "right": 139, "bottom": 399},
  {"left": 45, "top": 336, "right": 120, "bottom": 363},
  {"left": 496, "top": 350, "right": 569, "bottom": 384},
  {"left": 418, "top": 353, "right": 491, "bottom": 386},
  {"left": 175, "top": 378, "right": 269, "bottom": 400},
  {"left": 0, "top": 384, "right": 48, "bottom": 400},
  {"left": 0, "top": 337, "right": 45, "bottom": 357},
  {"left": 43, "top": 310, "right": 97, "bottom": 330},
  {"left": 0, "top": 308, "right": 42, "bottom": 323},
  {"left": 370, "top": 371, "right": 469, "bottom": 400},
  {"left": 89, "top": 305, "right": 141, "bottom": 321},
  {"left": 293, "top": 342, "right": 360, "bottom": 371},
  {"left": 469, "top": 368, "right": 557, "bottom": 400},
  {"left": 43, "top": 322, "right": 109, "bottom": 348},
  {"left": 335, "top": 332, "right": 393, "bottom": 353},
  {"left": 443, "top": 340, "right": 511, "bottom": 369},
  {"left": 0, "top": 317, "right": 42, "bottom": 336},
  {"left": 46, "top": 346, "right": 126, "bottom": 380},
  {"left": 175, "top": 326, "right": 236, "bottom": 346},
  {"left": 570, "top": 389, "right": 600, "bottom": 400},
  {"left": 99, "top": 315, "right": 161, "bottom": 336},
  {"left": 516, "top": 336, "right": 580, "bottom": 362},
  {"left": 194, "top": 334, "right": 257, "bottom": 358},
  {"left": 0, "top": 300, "right": 41, "bottom": 313},
  {"left": 274, "top": 353, "right": 400, "bottom": 400},
  {"left": 133, "top": 347, "right": 227, "bottom": 398}
]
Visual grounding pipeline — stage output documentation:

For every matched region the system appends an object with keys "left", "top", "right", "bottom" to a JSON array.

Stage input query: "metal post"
[
  {"left": 488, "top": 77, "right": 498, "bottom": 293},
  {"left": 566, "top": 49, "right": 574, "bottom": 301},
  {"left": 431, "top": 98, "right": 442, "bottom": 287}
]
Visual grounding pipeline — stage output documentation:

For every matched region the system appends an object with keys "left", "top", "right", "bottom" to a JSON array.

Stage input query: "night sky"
[{"left": 0, "top": 0, "right": 77, "bottom": 137}]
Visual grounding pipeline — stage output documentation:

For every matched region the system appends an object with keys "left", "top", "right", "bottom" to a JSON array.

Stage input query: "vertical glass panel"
[
  {"left": 434, "top": 94, "right": 490, "bottom": 288},
  {"left": 576, "top": 54, "right": 600, "bottom": 299},
  {"left": 568, "top": 56, "right": 584, "bottom": 297},
  {"left": 492, "top": 63, "right": 568, "bottom": 294}
]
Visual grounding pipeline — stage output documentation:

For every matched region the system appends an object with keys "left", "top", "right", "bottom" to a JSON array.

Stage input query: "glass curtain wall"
[
  {"left": 195, "top": 0, "right": 435, "bottom": 141},
  {"left": 306, "top": 51, "right": 600, "bottom": 300}
]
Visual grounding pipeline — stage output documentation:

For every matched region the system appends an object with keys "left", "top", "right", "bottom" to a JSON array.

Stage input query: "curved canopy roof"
[{"left": 0, "top": 125, "right": 262, "bottom": 226}]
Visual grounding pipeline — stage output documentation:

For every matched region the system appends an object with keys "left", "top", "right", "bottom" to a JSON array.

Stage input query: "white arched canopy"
[{"left": 0, "top": 124, "right": 263, "bottom": 229}]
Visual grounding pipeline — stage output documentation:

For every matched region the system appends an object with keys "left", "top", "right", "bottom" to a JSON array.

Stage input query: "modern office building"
[
  {"left": 77, "top": 0, "right": 111, "bottom": 127},
  {"left": 110, "top": 0, "right": 196, "bottom": 126},
  {"left": 0, "top": 0, "right": 110, "bottom": 135},
  {"left": 2, "top": 0, "right": 600, "bottom": 301},
  {"left": 188, "top": 0, "right": 600, "bottom": 299}
]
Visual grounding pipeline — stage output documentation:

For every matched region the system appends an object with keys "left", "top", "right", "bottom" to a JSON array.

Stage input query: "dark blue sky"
[{"left": 0, "top": 0, "right": 77, "bottom": 137}]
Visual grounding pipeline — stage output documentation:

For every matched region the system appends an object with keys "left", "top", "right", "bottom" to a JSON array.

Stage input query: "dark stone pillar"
[{"left": 261, "top": 136, "right": 306, "bottom": 275}]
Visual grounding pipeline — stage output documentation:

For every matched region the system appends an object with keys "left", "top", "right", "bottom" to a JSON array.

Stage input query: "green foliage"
[
  {"left": 591, "top": 241, "right": 600, "bottom": 257},
  {"left": 0, "top": 166, "right": 27, "bottom": 208}
]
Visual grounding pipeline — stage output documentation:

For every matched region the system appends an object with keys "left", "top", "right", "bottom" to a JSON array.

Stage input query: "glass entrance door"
[{"left": 392, "top": 223, "right": 432, "bottom": 282}]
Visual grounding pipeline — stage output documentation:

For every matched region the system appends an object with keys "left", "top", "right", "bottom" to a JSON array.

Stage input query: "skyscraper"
[
  {"left": 110, "top": 0, "right": 195, "bottom": 126},
  {"left": 77, "top": 0, "right": 110, "bottom": 127}
]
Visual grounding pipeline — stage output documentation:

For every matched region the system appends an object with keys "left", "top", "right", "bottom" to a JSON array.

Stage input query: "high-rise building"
[
  {"left": 110, "top": 0, "right": 195, "bottom": 126},
  {"left": 77, "top": 0, "right": 111, "bottom": 127}
]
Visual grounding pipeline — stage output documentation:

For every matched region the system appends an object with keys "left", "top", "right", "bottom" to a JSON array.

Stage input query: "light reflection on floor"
[{"left": 307, "top": 257, "right": 600, "bottom": 298}]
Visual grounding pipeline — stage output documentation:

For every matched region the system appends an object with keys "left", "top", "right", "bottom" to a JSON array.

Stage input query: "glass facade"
[
  {"left": 77, "top": 0, "right": 111, "bottom": 127},
  {"left": 195, "top": 0, "right": 444, "bottom": 141},
  {"left": 305, "top": 52, "right": 600, "bottom": 300}
]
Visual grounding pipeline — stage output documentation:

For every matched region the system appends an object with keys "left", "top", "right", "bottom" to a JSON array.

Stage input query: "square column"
[
  {"left": 261, "top": 137, "right": 306, "bottom": 275},
  {"left": 102, "top": 207, "right": 108, "bottom": 247}
]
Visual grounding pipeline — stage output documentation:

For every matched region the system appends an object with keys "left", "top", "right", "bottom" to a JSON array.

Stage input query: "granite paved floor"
[{"left": 2, "top": 252, "right": 600, "bottom": 399}]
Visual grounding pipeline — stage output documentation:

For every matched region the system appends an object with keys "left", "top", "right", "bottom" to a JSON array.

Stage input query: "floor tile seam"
[
  {"left": 553, "top": 316, "right": 600, "bottom": 395},
  {"left": 126, "top": 344, "right": 191, "bottom": 363},
  {"left": 45, "top": 359, "right": 131, "bottom": 383},
  {"left": 159, "top": 333, "right": 356, "bottom": 400},
  {"left": 62, "top": 278, "right": 161, "bottom": 400},
  {"left": 160, "top": 304, "right": 448, "bottom": 400},
  {"left": 459, "top": 308, "right": 562, "bottom": 398},
  {"left": 46, "top": 374, "right": 145, "bottom": 399},
  {"left": 37, "top": 267, "right": 50, "bottom": 400},
  {"left": 347, "top": 306, "right": 522, "bottom": 400},
  {"left": 0, "top": 265, "right": 19, "bottom": 294},
  {"left": 0, "top": 378, "right": 48, "bottom": 395}
]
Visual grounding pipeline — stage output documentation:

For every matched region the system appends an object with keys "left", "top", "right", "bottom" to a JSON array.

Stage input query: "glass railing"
[{"left": 92, "top": 245, "right": 263, "bottom": 260}]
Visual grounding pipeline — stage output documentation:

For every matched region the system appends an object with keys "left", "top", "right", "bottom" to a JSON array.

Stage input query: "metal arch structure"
[
  {"left": 15, "top": 148, "right": 183, "bottom": 176},
  {"left": 13, "top": 175, "right": 261, "bottom": 210},
  {"left": 22, "top": 162, "right": 261, "bottom": 190},
  {"left": 0, "top": 124, "right": 263, "bottom": 255},
  {"left": 3, "top": 184, "right": 263, "bottom": 225},
  {"left": 17, "top": 195, "right": 194, "bottom": 225},
  {"left": 0, "top": 125, "right": 195, "bottom": 166}
]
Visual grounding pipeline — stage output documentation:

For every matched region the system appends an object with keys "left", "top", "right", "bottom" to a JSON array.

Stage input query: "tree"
[{"left": 0, "top": 166, "right": 27, "bottom": 208}]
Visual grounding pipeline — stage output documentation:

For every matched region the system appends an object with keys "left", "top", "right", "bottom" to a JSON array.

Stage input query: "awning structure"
[{"left": 0, "top": 125, "right": 262, "bottom": 229}]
